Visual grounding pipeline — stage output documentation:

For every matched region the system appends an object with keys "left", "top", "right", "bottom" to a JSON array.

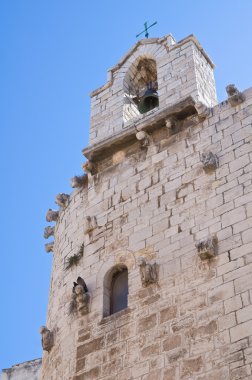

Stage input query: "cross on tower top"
[{"left": 136, "top": 21, "right": 157, "bottom": 39}]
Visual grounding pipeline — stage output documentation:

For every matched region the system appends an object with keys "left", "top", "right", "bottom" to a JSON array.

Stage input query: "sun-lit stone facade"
[{"left": 4, "top": 33, "right": 252, "bottom": 380}]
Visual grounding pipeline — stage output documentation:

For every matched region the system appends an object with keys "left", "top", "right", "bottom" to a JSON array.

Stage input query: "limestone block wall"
[
  {"left": 89, "top": 35, "right": 217, "bottom": 145},
  {"left": 1, "top": 359, "right": 41, "bottom": 380},
  {"left": 40, "top": 87, "right": 252, "bottom": 380},
  {"left": 190, "top": 42, "right": 217, "bottom": 107}
]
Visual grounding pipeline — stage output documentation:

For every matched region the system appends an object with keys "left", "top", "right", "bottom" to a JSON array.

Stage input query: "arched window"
[
  {"left": 103, "top": 265, "right": 128, "bottom": 317},
  {"left": 123, "top": 56, "right": 159, "bottom": 122},
  {"left": 110, "top": 268, "right": 128, "bottom": 314}
]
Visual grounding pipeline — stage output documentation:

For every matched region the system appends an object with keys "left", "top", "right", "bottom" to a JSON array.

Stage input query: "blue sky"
[{"left": 0, "top": 0, "right": 252, "bottom": 371}]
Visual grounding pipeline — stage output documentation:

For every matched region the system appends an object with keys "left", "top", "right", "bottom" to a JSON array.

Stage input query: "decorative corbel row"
[
  {"left": 226, "top": 84, "right": 245, "bottom": 107},
  {"left": 44, "top": 226, "right": 55, "bottom": 239},
  {"left": 55, "top": 193, "right": 70, "bottom": 208},
  {"left": 40, "top": 326, "right": 54, "bottom": 352},
  {"left": 201, "top": 151, "right": 219, "bottom": 172},
  {"left": 45, "top": 242, "right": 54, "bottom": 253},
  {"left": 137, "top": 257, "right": 158, "bottom": 287},
  {"left": 46, "top": 209, "right": 59, "bottom": 222},
  {"left": 195, "top": 235, "right": 217, "bottom": 260}
]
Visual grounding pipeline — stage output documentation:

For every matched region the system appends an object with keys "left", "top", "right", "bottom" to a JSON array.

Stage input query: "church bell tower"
[{"left": 40, "top": 32, "right": 252, "bottom": 380}]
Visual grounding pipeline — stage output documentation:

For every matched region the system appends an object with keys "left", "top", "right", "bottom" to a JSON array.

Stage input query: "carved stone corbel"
[
  {"left": 195, "top": 235, "right": 217, "bottom": 260},
  {"left": 71, "top": 174, "right": 87, "bottom": 188},
  {"left": 201, "top": 151, "right": 219, "bottom": 172},
  {"left": 137, "top": 257, "right": 158, "bottom": 287},
  {"left": 136, "top": 131, "right": 150, "bottom": 148},
  {"left": 44, "top": 226, "right": 55, "bottom": 239},
  {"left": 165, "top": 116, "right": 180, "bottom": 134},
  {"left": 165, "top": 117, "right": 177, "bottom": 130},
  {"left": 82, "top": 161, "right": 97, "bottom": 175},
  {"left": 45, "top": 242, "right": 54, "bottom": 253},
  {"left": 46, "top": 209, "right": 59, "bottom": 222},
  {"left": 40, "top": 326, "right": 54, "bottom": 352},
  {"left": 55, "top": 193, "right": 70, "bottom": 208},
  {"left": 194, "top": 102, "right": 211, "bottom": 119},
  {"left": 226, "top": 84, "right": 245, "bottom": 107},
  {"left": 83, "top": 216, "right": 97, "bottom": 234}
]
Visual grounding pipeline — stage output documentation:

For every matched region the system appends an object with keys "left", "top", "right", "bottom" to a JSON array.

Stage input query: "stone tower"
[{"left": 40, "top": 34, "right": 252, "bottom": 380}]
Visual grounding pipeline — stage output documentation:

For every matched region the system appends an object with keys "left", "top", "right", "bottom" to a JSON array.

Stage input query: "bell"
[{"left": 138, "top": 88, "right": 159, "bottom": 114}]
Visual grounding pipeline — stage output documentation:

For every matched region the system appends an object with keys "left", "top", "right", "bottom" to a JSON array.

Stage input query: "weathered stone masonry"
[{"left": 39, "top": 34, "right": 252, "bottom": 380}]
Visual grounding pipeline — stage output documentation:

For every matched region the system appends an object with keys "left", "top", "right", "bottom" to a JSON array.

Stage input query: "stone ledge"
[
  {"left": 99, "top": 307, "right": 132, "bottom": 325},
  {"left": 82, "top": 96, "right": 197, "bottom": 161}
]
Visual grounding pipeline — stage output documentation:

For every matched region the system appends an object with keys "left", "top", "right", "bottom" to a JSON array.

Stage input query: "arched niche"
[{"left": 123, "top": 56, "right": 159, "bottom": 122}]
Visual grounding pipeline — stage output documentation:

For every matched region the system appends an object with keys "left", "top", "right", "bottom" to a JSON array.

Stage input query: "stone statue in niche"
[
  {"left": 46, "top": 209, "right": 59, "bottom": 222},
  {"left": 71, "top": 174, "right": 87, "bottom": 188},
  {"left": 45, "top": 242, "right": 54, "bottom": 253},
  {"left": 70, "top": 277, "right": 89, "bottom": 316},
  {"left": 83, "top": 216, "right": 97, "bottom": 234},
  {"left": 194, "top": 102, "right": 211, "bottom": 119},
  {"left": 55, "top": 193, "right": 70, "bottom": 208},
  {"left": 201, "top": 151, "right": 219, "bottom": 172},
  {"left": 195, "top": 235, "right": 217, "bottom": 260},
  {"left": 40, "top": 326, "right": 54, "bottom": 352},
  {"left": 137, "top": 257, "right": 158, "bottom": 287},
  {"left": 136, "top": 130, "right": 150, "bottom": 148},
  {"left": 44, "top": 226, "right": 55, "bottom": 239},
  {"left": 82, "top": 161, "right": 97, "bottom": 175},
  {"left": 226, "top": 84, "right": 245, "bottom": 107}
]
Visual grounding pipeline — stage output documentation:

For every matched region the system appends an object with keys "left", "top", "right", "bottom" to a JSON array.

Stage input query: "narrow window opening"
[
  {"left": 103, "top": 265, "right": 128, "bottom": 317},
  {"left": 110, "top": 268, "right": 128, "bottom": 315}
]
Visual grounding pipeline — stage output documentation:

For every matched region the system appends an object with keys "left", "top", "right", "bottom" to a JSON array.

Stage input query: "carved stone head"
[
  {"left": 226, "top": 84, "right": 245, "bottom": 106},
  {"left": 82, "top": 161, "right": 96, "bottom": 175},
  {"left": 46, "top": 209, "right": 59, "bottom": 222},
  {"left": 137, "top": 256, "right": 146, "bottom": 267},
  {"left": 201, "top": 151, "right": 219, "bottom": 172},
  {"left": 44, "top": 226, "right": 55, "bottom": 239},
  {"left": 195, "top": 235, "right": 217, "bottom": 260},
  {"left": 75, "top": 284, "right": 84, "bottom": 295},
  {"left": 136, "top": 131, "right": 149, "bottom": 148},
  {"left": 40, "top": 326, "right": 54, "bottom": 352},
  {"left": 45, "top": 242, "right": 54, "bottom": 253},
  {"left": 71, "top": 175, "right": 87, "bottom": 188},
  {"left": 226, "top": 84, "right": 239, "bottom": 97},
  {"left": 83, "top": 216, "right": 97, "bottom": 234},
  {"left": 55, "top": 193, "right": 70, "bottom": 208},
  {"left": 137, "top": 257, "right": 158, "bottom": 287}
]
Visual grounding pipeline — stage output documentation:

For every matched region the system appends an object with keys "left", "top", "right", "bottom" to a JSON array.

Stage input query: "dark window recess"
[{"left": 110, "top": 269, "right": 128, "bottom": 314}]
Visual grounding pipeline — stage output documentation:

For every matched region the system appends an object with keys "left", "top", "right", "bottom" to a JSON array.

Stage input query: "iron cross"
[{"left": 136, "top": 21, "right": 157, "bottom": 39}]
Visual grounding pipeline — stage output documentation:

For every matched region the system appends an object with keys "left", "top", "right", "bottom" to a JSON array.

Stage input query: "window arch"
[
  {"left": 123, "top": 56, "right": 159, "bottom": 122},
  {"left": 103, "top": 265, "right": 128, "bottom": 317}
]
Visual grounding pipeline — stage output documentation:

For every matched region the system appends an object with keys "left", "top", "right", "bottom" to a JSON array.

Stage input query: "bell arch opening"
[
  {"left": 103, "top": 265, "right": 128, "bottom": 317},
  {"left": 123, "top": 56, "right": 159, "bottom": 122}
]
